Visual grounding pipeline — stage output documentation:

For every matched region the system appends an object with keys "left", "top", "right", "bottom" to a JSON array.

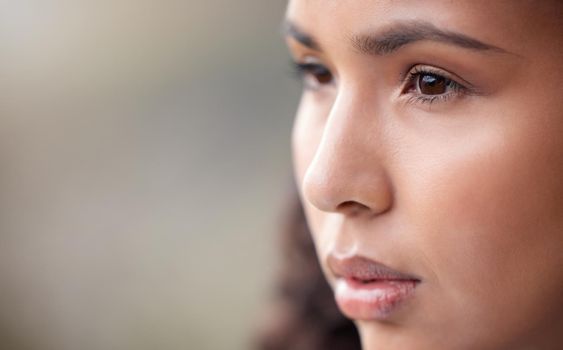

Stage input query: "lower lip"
[{"left": 334, "top": 278, "right": 418, "bottom": 320}]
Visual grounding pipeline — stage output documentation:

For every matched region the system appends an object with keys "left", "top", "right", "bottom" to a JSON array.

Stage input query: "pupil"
[
  {"left": 419, "top": 74, "right": 446, "bottom": 95},
  {"left": 315, "top": 69, "right": 332, "bottom": 84}
]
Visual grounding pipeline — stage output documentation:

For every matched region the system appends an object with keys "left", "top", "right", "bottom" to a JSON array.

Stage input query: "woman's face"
[{"left": 285, "top": 1, "right": 563, "bottom": 349}]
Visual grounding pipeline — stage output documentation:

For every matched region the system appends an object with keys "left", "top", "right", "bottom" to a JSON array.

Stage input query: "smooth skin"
[{"left": 285, "top": 1, "right": 563, "bottom": 349}]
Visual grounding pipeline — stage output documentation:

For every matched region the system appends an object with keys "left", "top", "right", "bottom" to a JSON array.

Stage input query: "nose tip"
[{"left": 302, "top": 162, "right": 393, "bottom": 217}]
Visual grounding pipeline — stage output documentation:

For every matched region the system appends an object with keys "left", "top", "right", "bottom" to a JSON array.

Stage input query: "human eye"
[
  {"left": 291, "top": 58, "right": 334, "bottom": 91},
  {"left": 401, "top": 65, "right": 471, "bottom": 105}
]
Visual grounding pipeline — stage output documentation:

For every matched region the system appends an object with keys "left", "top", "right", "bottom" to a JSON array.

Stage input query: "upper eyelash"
[
  {"left": 290, "top": 61, "right": 332, "bottom": 81},
  {"left": 291, "top": 61, "right": 312, "bottom": 76},
  {"left": 405, "top": 66, "right": 464, "bottom": 88}
]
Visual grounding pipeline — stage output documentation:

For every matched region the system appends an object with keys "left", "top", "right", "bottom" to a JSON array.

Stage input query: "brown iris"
[
  {"left": 418, "top": 73, "right": 447, "bottom": 95},
  {"left": 310, "top": 64, "right": 332, "bottom": 84}
]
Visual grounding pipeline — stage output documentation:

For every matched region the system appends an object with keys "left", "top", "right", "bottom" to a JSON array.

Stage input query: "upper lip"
[{"left": 328, "top": 254, "right": 421, "bottom": 282}]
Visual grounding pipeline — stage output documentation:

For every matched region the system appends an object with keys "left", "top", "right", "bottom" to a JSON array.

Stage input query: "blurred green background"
[{"left": 0, "top": 1, "right": 299, "bottom": 349}]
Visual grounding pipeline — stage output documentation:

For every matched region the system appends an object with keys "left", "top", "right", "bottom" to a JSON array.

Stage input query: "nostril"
[{"left": 336, "top": 201, "right": 370, "bottom": 216}]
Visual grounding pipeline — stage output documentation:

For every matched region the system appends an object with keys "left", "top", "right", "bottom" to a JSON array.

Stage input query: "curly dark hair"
[{"left": 254, "top": 192, "right": 361, "bottom": 350}]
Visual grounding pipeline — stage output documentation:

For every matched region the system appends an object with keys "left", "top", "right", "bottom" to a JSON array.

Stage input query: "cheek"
[
  {"left": 291, "top": 103, "right": 314, "bottom": 188},
  {"left": 291, "top": 94, "right": 331, "bottom": 200},
  {"left": 291, "top": 97, "right": 325, "bottom": 228},
  {"left": 403, "top": 109, "right": 563, "bottom": 333}
]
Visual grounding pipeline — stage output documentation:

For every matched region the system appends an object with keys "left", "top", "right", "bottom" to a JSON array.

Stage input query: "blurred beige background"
[{"left": 0, "top": 1, "right": 299, "bottom": 349}]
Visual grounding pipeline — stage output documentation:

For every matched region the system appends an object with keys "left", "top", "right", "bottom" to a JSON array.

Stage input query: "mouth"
[{"left": 328, "top": 255, "right": 421, "bottom": 321}]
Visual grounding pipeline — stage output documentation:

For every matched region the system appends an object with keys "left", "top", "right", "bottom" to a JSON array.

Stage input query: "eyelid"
[{"left": 403, "top": 64, "right": 477, "bottom": 93}]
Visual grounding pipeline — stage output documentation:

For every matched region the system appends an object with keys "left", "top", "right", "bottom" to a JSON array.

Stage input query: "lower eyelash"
[{"left": 406, "top": 94, "right": 452, "bottom": 106}]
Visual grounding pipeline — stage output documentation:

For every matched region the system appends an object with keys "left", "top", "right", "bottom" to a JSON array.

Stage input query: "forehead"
[{"left": 285, "top": 0, "right": 560, "bottom": 57}]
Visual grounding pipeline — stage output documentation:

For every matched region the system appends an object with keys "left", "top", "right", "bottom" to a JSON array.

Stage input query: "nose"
[{"left": 300, "top": 92, "right": 393, "bottom": 217}]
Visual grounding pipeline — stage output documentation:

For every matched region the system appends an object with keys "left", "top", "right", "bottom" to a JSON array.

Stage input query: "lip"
[{"left": 328, "top": 255, "right": 420, "bottom": 321}]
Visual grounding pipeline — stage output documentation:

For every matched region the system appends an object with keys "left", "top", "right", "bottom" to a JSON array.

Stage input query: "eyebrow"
[
  {"left": 282, "top": 21, "right": 321, "bottom": 50},
  {"left": 283, "top": 20, "right": 510, "bottom": 55}
]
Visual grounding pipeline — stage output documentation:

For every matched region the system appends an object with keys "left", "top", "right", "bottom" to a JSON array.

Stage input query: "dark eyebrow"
[
  {"left": 352, "top": 21, "right": 509, "bottom": 55},
  {"left": 282, "top": 20, "right": 321, "bottom": 50},
  {"left": 283, "top": 19, "right": 512, "bottom": 56}
]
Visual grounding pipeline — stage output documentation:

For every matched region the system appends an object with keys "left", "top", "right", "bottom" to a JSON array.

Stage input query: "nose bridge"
[{"left": 302, "top": 90, "right": 393, "bottom": 216}]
